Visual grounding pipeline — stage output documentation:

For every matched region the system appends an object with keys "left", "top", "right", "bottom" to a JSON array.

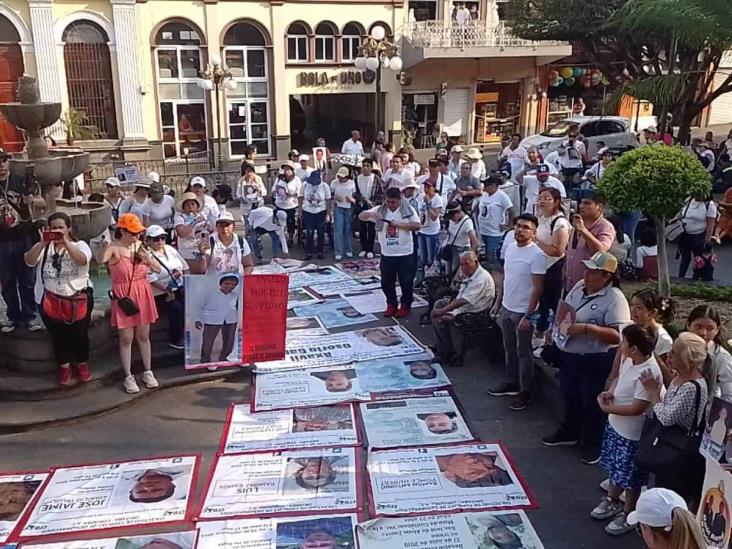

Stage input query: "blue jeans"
[
  {"left": 481, "top": 234, "right": 503, "bottom": 268},
  {"left": 333, "top": 207, "right": 353, "bottom": 257},
  {"left": 248, "top": 227, "right": 283, "bottom": 260},
  {"left": 303, "top": 210, "right": 327, "bottom": 254},
  {"left": 619, "top": 210, "right": 642, "bottom": 243},
  {"left": 0, "top": 233, "right": 37, "bottom": 324},
  {"left": 417, "top": 233, "right": 440, "bottom": 269}
]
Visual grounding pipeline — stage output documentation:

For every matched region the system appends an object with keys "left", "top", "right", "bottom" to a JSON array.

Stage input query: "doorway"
[{"left": 402, "top": 92, "right": 438, "bottom": 149}]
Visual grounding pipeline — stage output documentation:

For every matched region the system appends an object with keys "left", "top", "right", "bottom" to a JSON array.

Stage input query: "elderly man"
[
  {"left": 431, "top": 251, "right": 495, "bottom": 366},
  {"left": 341, "top": 130, "right": 364, "bottom": 156}
]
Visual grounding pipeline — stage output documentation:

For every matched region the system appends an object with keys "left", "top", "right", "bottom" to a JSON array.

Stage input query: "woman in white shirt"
[
  {"left": 443, "top": 201, "right": 479, "bottom": 274},
  {"left": 119, "top": 181, "right": 150, "bottom": 220},
  {"left": 608, "top": 215, "right": 631, "bottom": 263},
  {"left": 355, "top": 159, "right": 383, "bottom": 258},
  {"left": 174, "top": 193, "right": 208, "bottom": 274},
  {"left": 24, "top": 212, "right": 93, "bottom": 386},
  {"left": 299, "top": 171, "right": 332, "bottom": 260},
  {"left": 146, "top": 225, "right": 189, "bottom": 350},
  {"left": 476, "top": 175, "right": 514, "bottom": 269},
  {"left": 417, "top": 180, "right": 444, "bottom": 273},
  {"left": 142, "top": 182, "right": 176, "bottom": 237},
  {"left": 271, "top": 164, "right": 302, "bottom": 246},
  {"left": 330, "top": 167, "right": 356, "bottom": 260},
  {"left": 678, "top": 195, "right": 717, "bottom": 278},
  {"left": 235, "top": 162, "right": 266, "bottom": 228}
]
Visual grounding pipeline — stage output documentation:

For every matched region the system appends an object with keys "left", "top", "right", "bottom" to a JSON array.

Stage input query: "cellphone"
[{"left": 42, "top": 230, "right": 62, "bottom": 242}]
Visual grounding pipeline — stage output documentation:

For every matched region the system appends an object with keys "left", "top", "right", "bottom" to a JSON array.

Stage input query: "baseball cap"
[
  {"left": 298, "top": 154, "right": 310, "bottom": 162},
  {"left": 451, "top": 145, "right": 464, "bottom": 153},
  {"left": 105, "top": 177, "right": 121, "bottom": 187},
  {"left": 149, "top": 182, "right": 165, "bottom": 194},
  {"left": 582, "top": 251, "right": 618, "bottom": 273},
  {"left": 627, "top": 488, "right": 688, "bottom": 530},
  {"left": 402, "top": 181, "right": 419, "bottom": 191},
  {"left": 146, "top": 225, "right": 166, "bottom": 238},
  {"left": 537, "top": 164, "right": 550, "bottom": 176},
  {"left": 147, "top": 171, "right": 161, "bottom": 183},
  {"left": 190, "top": 176, "right": 206, "bottom": 188},
  {"left": 117, "top": 213, "right": 145, "bottom": 234},
  {"left": 336, "top": 166, "right": 350, "bottom": 178},
  {"left": 216, "top": 210, "right": 235, "bottom": 224}
]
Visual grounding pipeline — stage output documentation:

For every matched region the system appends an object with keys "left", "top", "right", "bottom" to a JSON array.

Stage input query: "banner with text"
[
  {"left": 22, "top": 531, "right": 197, "bottom": 549},
  {"left": 243, "top": 275, "right": 288, "bottom": 363},
  {"left": 0, "top": 472, "right": 48, "bottom": 543},
  {"left": 306, "top": 276, "right": 381, "bottom": 297}
]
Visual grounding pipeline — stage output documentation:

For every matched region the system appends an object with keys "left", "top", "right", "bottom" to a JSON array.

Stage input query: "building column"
[
  {"left": 28, "top": 0, "right": 61, "bottom": 103},
  {"left": 111, "top": 0, "right": 146, "bottom": 141},
  {"left": 270, "top": 1, "right": 291, "bottom": 160}
]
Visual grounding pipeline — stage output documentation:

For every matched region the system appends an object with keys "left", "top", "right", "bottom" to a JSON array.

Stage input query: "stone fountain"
[{"left": 0, "top": 75, "right": 109, "bottom": 240}]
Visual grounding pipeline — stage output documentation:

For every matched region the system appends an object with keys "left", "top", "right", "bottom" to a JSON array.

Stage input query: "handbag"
[
  {"left": 110, "top": 253, "right": 141, "bottom": 317},
  {"left": 40, "top": 244, "right": 89, "bottom": 324},
  {"left": 664, "top": 199, "right": 692, "bottom": 243},
  {"left": 439, "top": 217, "right": 469, "bottom": 263}
]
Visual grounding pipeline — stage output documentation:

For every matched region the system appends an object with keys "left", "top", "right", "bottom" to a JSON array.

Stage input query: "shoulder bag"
[
  {"left": 109, "top": 253, "right": 141, "bottom": 316},
  {"left": 40, "top": 244, "right": 89, "bottom": 324},
  {"left": 664, "top": 199, "right": 692, "bottom": 243},
  {"left": 439, "top": 216, "right": 469, "bottom": 264}
]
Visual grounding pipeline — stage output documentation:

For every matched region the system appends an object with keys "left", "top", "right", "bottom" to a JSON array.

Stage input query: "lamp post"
[
  {"left": 354, "top": 26, "right": 402, "bottom": 143},
  {"left": 197, "top": 54, "right": 238, "bottom": 172}
]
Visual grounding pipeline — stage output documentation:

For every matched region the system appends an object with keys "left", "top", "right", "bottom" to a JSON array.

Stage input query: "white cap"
[
  {"left": 627, "top": 488, "right": 688, "bottom": 530},
  {"left": 336, "top": 166, "right": 350, "bottom": 178},
  {"left": 190, "top": 176, "right": 206, "bottom": 187},
  {"left": 298, "top": 154, "right": 310, "bottom": 162},
  {"left": 105, "top": 177, "right": 121, "bottom": 187},
  {"left": 402, "top": 181, "right": 420, "bottom": 191},
  {"left": 147, "top": 171, "right": 161, "bottom": 183},
  {"left": 216, "top": 210, "right": 235, "bottom": 223},
  {"left": 644, "top": 125, "right": 657, "bottom": 133},
  {"left": 146, "top": 225, "right": 166, "bottom": 238},
  {"left": 451, "top": 145, "right": 464, "bottom": 153}
]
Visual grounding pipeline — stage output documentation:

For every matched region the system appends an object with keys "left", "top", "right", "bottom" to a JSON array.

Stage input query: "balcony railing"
[{"left": 402, "top": 20, "right": 566, "bottom": 49}]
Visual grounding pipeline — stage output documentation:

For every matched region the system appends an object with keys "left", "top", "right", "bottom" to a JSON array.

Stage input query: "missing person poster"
[
  {"left": 185, "top": 274, "right": 243, "bottom": 370},
  {"left": 219, "top": 403, "right": 359, "bottom": 454},
  {"left": 0, "top": 472, "right": 48, "bottom": 543},
  {"left": 337, "top": 259, "right": 382, "bottom": 279},
  {"left": 199, "top": 448, "right": 359, "bottom": 519},
  {"left": 306, "top": 277, "right": 381, "bottom": 298},
  {"left": 22, "top": 531, "right": 197, "bottom": 549},
  {"left": 285, "top": 316, "right": 328, "bottom": 336},
  {"left": 342, "top": 290, "right": 427, "bottom": 315},
  {"left": 197, "top": 514, "right": 358, "bottom": 549},
  {"left": 367, "top": 444, "right": 534, "bottom": 516},
  {"left": 698, "top": 458, "right": 732, "bottom": 548},
  {"left": 701, "top": 397, "right": 732, "bottom": 462},
  {"left": 287, "top": 288, "right": 322, "bottom": 310},
  {"left": 288, "top": 267, "right": 352, "bottom": 290},
  {"left": 292, "top": 298, "right": 378, "bottom": 330},
  {"left": 356, "top": 355, "right": 451, "bottom": 395},
  {"left": 361, "top": 395, "right": 474, "bottom": 449},
  {"left": 18, "top": 456, "right": 198, "bottom": 539},
  {"left": 242, "top": 275, "right": 288, "bottom": 363},
  {"left": 253, "top": 365, "right": 369, "bottom": 412},
  {"left": 255, "top": 326, "right": 426, "bottom": 373},
  {"left": 356, "top": 510, "right": 544, "bottom": 549}
]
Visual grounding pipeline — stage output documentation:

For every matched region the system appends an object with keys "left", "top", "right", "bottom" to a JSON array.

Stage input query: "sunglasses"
[
  {"left": 150, "top": 235, "right": 166, "bottom": 241},
  {"left": 51, "top": 252, "right": 63, "bottom": 274}
]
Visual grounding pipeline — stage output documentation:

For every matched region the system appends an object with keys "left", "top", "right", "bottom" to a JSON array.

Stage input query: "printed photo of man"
[
  {"left": 309, "top": 370, "right": 357, "bottom": 393},
  {"left": 359, "top": 327, "right": 402, "bottom": 347},
  {"left": 275, "top": 515, "right": 355, "bottom": 549},
  {"left": 417, "top": 412, "right": 458, "bottom": 435},
  {"left": 0, "top": 480, "right": 42, "bottom": 522},
  {"left": 407, "top": 360, "right": 437, "bottom": 380},
  {"left": 435, "top": 452, "right": 512, "bottom": 489},
  {"left": 292, "top": 406, "right": 353, "bottom": 432},
  {"left": 195, "top": 275, "right": 240, "bottom": 364}
]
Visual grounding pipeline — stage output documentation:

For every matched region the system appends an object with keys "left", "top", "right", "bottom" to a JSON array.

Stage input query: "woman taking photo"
[
  {"left": 174, "top": 193, "right": 208, "bottom": 274},
  {"left": 97, "top": 213, "right": 160, "bottom": 394},
  {"left": 24, "top": 213, "right": 93, "bottom": 386},
  {"left": 627, "top": 488, "right": 705, "bottom": 549}
]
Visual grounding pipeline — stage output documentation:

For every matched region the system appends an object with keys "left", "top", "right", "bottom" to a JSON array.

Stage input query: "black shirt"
[{"left": 0, "top": 174, "right": 35, "bottom": 239}]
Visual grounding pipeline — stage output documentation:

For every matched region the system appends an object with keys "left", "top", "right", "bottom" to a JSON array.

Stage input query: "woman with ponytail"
[{"left": 627, "top": 488, "right": 704, "bottom": 549}]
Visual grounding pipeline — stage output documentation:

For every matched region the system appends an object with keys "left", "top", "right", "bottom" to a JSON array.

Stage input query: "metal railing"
[{"left": 401, "top": 20, "right": 567, "bottom": 49}]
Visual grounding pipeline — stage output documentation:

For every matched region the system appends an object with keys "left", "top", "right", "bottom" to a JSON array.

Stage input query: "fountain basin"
[
  {"left": 0, "top": 102, "right": 61, "bottom": 132},
  {"left": 55, "top": 199, "right": 111, "bottom": 241},
  {"left": 8, "top": 149, "right": 90, "bottom": 186}
]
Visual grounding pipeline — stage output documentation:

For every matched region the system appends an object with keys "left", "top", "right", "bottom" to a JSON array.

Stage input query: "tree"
[
  {"left": 597, "top": 145, "right": 711, "bottom": 295},
  {"left": 507, "top": 0, "right": 732, "bottom": 144}
]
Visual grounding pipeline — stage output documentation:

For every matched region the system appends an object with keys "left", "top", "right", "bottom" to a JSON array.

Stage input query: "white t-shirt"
[
  {"left": 471, "top": 160, "right": 487, "bottom": 181},
  {"left": 330, "top": 179, "right": 355, "bottom": 209},
  {"left": 120, "top": 197, "right": 147, "bottom": 220},
  {"left": 609, "top": 234, "right": 632, "bottom": 263},
  {"left": 295, "top": 166, "right": 315, "bottom": 182},
  {"left": 447, "top": 216, "right": 475, "bottom": 248},
  {"left": 236, "top": 176, "right": 266, "bottom": 215},
  {"left": 499, "top": 182, "right": 521, "bottom": 213},
  {"left": 148, "top": 245, "right": 188, "bottom": 297},
  {"left": 416, "top": 174, "right": 455, "bottom": 200},
  {"left": 681, "top": 199, "right": 718, "bottom": 235},
  {"left": 206, "top": 234, "right": 252, "bottom": 275},
  {"left": 341, "top": 139, "right": 364, "bottom": 156},
  {"left": 174, "top": 212, "right": 207, "bottom": 260},
  {"left": 557, "top": 140, "right": 586, "bottom": 169},
  {"left": 536, "top": 213, "right": 570, "bottom": 268},
  {"left": 300, "top": 182, "right": 332, "bottom": 214},
  {"left": 543, "top": 151, "right": 562, "bottom": 173},
  {"left": 142, "top": 195, "right": 176, "bottom": 229},
  {"left": 501, "top": 241, "right": 547, "bottom": 314},
  {"left": 367, "top": 204, "right": 420, "bottom": 256},
  {"left": 523, "top": 175, "right": 566, "bottom": 213},
  {"left": 477, "top": 190, "right": 513, "bottom": 237},
  {"left": 501, "top": 145, "right": 528, "bottom": 178},
  {"left": 356, "top": 174, "right": 377, "bottom": 202},
  {"left": 635, "top": 245, "right": 658, "bottom": 269},
  {"left": 418, "top": 194, "right": 444, "bottom": 235},
  {"left": 383, "top": 169, "right": 415, "bottom": 191},
  {"left": 447, "top": 159, "right": 465, "bottom": 180},
  {"left": 655, "top": 326, "right": 673, "bottom": 357},
  {"left": 199, "top": 194, "right": 220, "bottom": 229},
  {"left": 272, "top": 177, "right": 303, "bottom": 210},
  {"left": 31, "top": 241, "right": 92, "bottom": 302},
  {"left": 609, "top": 356, "right": 662, "bottom": 440}
]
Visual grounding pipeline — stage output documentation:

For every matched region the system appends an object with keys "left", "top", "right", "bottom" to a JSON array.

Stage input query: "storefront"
[
  {"left": 402, "top": 91, "right": 438, "bottom": 148},
  {"left": 473, "top": 81, "right": 521, "bottom": 144}
]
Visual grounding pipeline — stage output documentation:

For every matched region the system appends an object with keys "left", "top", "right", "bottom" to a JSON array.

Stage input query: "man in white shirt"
[
  {"left": 383, "top": 155, "right": 415, "bottom": 191},
  {"left": 476, "top": 175, "right": 514, "bottom": 268},
  {"left": 495, "top": 169, "right": 520, "bottom": 215},
  {"left": 271, "top": 164, "right": 302, "bottom": 246},
  {"left": 488, "top": 214, "right": 547, "bottom": 411},
  {"left": 248, "top": 207, "right": 289, "bottom": 263},
  {"left": 585, "top": 149, "right": 614, "bottom": 184},
  {"left": 465, "top": 147, "right": 487, "bottom": 181},
  {"left": 195, "top": 274, "right": 240, "bottom": 365},
  {"left": 447, "top": 146, "right": 466, "bottom": 179},
  {"left": 359, "top": 187, "right": 421, "bottom": 318},
  {"left": 521, "top": 164, "right": 566, "bottom": 214},
  {"left": 499, "top": 134, "right": 528, "bottom": 179},
  {"left": 341, "top": 130, "right": 365, "bottom": 156},
  {"left": 416, "top": 158, "right": 455, "bottom": 201},
  {"left": 295, "top": 154, "right": 315, "bottom": 182},
  {"left": 431, "top": 251, "right": 495, "bottom": 365},
  {"left": 557, "top": 123, "right": 587, "bottom": 187},
  {"left": 454, "top": 2, "right": 471, "bottom": 24}
]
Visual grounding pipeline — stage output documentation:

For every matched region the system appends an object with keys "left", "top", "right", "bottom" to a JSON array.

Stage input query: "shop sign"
[
  {"left": 413, "top": 94, "right": 436, "bottom": 105},
  {"left": 297, "top": 70, "right": 376, "bottom": 87}
]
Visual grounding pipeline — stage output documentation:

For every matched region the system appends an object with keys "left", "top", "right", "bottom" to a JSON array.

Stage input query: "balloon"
[
  {"left": 591, "top": 72, "right": 602, "bottom": 81},
  {"left": 565, "top": 77, "right": 576, "bottom": 86},
  {"left": 560, "top": 67, "right": 574, "bottom": 79},
  {"left": 573, "top": 67, "right": 583, "bottom": 78}
]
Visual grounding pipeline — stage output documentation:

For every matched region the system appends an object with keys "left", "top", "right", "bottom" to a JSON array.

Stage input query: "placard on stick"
[{"left": 242, "top": 274, "right": 288, "bottom": 363}]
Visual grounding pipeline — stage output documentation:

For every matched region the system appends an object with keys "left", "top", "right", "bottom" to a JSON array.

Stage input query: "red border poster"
[{"left": 242, "top": 274, "right": 288, "bottom": 363}]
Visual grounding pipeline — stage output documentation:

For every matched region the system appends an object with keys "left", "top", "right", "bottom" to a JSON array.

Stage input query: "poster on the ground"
[
  {"left": 185, "top": 274, "right": 243, "bottom": 370},
  {"left": 306, "top": 276, "right": 381, "bottom": 297},
  {"left": 242, "top": 274, "right": 288, "bottom": 364},
  {"left": 337, "top": 259, "right": 382, "bottom": 279},
  {"left": 219, "top": 403, "right": 359, "bottom": 454},
  {"left": 21, "top": 531, "right": 197, "bottom": 549},
  {"left": 198, "top": 448, "right": 359, "bottom": 519},
  {"left": 197, "top": 514, "right": 358, "bottom": 549},
  {"left": 285, "top": 316, "right": 328, "bottom": 336},
  {"left": 356, "top": 355, "right": 451, "bottom": 395},
  {"left": 367, "top": 443, "right": 534, "bottom": 516},
  {"left": 288, "top": 267, "right": 352, "bottom": 290},
  {"left": 701, "top": 397, "right": 732, "bottom": 462},
  {"left": 0, "top": 472, "right": 48, "bottom": 543},
  {"left": 341, "top": 289, "right": 428, "bottom": 315},
  {"left": 698, "top": 458, "right": 732, "bottom": 548},
  {"left": 287, "top": 288, "right": 322, "bottom": 310},
  {"left": 361, "top": 395, "right": 474, "bottom": 449},
  {"left": 18, "top": 456, "right": 198, "bottom": 539},
  {"left": 292, "top": 298, "right": 378, "bottom": 329},
  {"left": 255, "top": 326, "right": 426, "bottom": 373},
  {"left": 253, "top": 365, "right": 368, "bottom": 411},
  {"left": 356, "top": 510, "right": 544, "bottom": 549}
]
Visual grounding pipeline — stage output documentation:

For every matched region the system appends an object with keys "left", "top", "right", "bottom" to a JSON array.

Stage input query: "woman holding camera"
[
  {"left": 24, "top": 212, "right": 94, "bottom": 386},
  {"left": 97, "top": 213, "right": 160, "bottom": 394}
]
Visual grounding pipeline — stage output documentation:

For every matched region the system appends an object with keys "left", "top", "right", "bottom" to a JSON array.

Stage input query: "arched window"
[
  {"left": 224, "top": 22, "right": 271, "bottom": 157},
  {"left": 341, "top": 23, "right": 363, "bottom": 62},
  {"left": 368, "top": 21, "right": 393, "bottom": 39},
  {"left": 0, "top": 14, "right": 24, "bottom": 151},
  {"left": 286, "top": 22, "right": 309, "bottom": 63},
  {"left": 62, "top": 20, "right": 117, "bottom": 139},
  {"left": 314, "top": 22, "right": 337, "bottom": 63},
  {"left": 154, "top": 20, "right": 206, "bottom": 158}
]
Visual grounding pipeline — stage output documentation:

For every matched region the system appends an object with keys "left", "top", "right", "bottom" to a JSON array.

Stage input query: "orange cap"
[{"left": 117, "top": 213, "right": 145, "bottom": 234}]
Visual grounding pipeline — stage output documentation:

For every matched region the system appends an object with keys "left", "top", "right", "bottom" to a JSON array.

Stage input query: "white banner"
[
  {"left": 220, "top": 403, "right": 359, "bottom": 454},
  {"left": 197, "top": 514, "right": 358, "bottom": 549},
  {"left": 361, "top": 395, "right": 474, "bottom": 449},
  {"left": 368, "top": 444, "right": 533, "bottom": 515},
  {"left": 19, "top": 456, "right": 198, "bottom": 538},
  {"left": 22, "top": 531, "right": 197, "bottom": 549},
  {"left": 0, "top": 472, "right": 48, "bottom": 542},
  {"left": 255, "top": 326, "right": 426, "bottom": 372},
  {"left": 698, "top": 458, "right": 732, "bottom": 548},
  {"left": 199, "top": 448, "right": 359, "bottom": 519},
  {"left": 288, "top": 267, "right": 353, "bottom": 290},
  {"left": 342, "top": 290, "right": 428, "bottom": 315},
  {"left": 292, "top": 298, "right": 378, "bottom": 330},
  {"left": 287, "top": 288, "right": 322, "bottom": 310},
  {"left": 356, "top": 511, "right": 544, "bottom": 549},
  {"left": 306, "top": 276, "right": 381, "bottom": 297},
  {"left": 285, "top": 316, "right": 328, "bottom": 336}
]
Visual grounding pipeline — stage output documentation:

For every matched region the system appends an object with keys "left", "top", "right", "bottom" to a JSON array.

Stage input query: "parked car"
[{"left": 521, "top": 116, "right": 640, "bottom": 158}]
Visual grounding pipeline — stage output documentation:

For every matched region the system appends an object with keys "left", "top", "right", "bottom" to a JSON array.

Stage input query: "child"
[
  {"left": 592, "top": 324, "right": 662, "bottom": 536},
  {"left": 692, "top": 240, "right": 717, "bottom": 281},
  {"left": 687, "top": 305, "right": 732, "bottom": 402}
]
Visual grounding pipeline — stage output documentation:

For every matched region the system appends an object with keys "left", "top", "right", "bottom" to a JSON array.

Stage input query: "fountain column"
[{"left": 111, "top": 0, "right": 146, "bottom": 141}]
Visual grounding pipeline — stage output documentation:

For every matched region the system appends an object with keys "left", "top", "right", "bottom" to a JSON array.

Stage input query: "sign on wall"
[{"left": 297, "top": 70, "right": 376, "bottom": 88}]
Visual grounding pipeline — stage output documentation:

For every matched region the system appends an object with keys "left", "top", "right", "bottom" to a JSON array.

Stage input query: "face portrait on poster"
[
  {"left": 22, "top": 530, "right": 197, "bottom": 549},
  {"left": 287, "top": 288, "right": 322, "bottom": 311},
  {"left": 220, "top": 403, "right": 359, "bottom": 454},
  {"left": 286, "top": 316, "right": 328, "bottom": 336},
  {"left": 368, "top": 444, "right": 533, "bottom": 516},
  {"left": 356, "top": 510, "right": 544, "bottom": 549},
  {"left": 552, "top": 301, "right": 576, "bottom": 350},
  {"left": 185, "top": 274, "right": 243, "bottom": 370},
  {"left": 701, "top": 397, "right": 732, "bottom": 462},
  {"left": 18, "top": 456, "right": 198, "bottom": 539},
  {"left": 292, "top": 298, "right": 378, "bottom": 330},
  {"left": 361, "top": 395, "right": 474, "bottom": 448},
  {"left": 0, "top": 473, "right": 48, "bottom": 542},
  {"left": 306, "top": 276, "right": 381, "bottom": 297},
  {"left": 356, "top": 355, "right": 451, "bottom": 394},
  {"left": 196, "top": 514, "right": 358, "bottom": 549},
  {"left": 199, "top": 448, "right": 358, "bottom": 519},
  {"left": 699, "top": 458, "right": 732, "bottom": 548}
]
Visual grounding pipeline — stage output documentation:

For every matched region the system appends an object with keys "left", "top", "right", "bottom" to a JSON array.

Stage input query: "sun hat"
[
  {"left": 146, "top": 225, "right": 166, "bottom": 238},
  {"left": 216, "top": 210, "right": 235, "bottom": 224},
  {"left": 117, "top": 213, "right": 145, "bottom": 234},
  {"left": 336, "top": 166, "right": 350, "bottom": 178},
  {"left": 190, "top": 176, "right": 206, "bottom": 188},
  {"left": 582, "top": 251, "right": 618, "bottom": 273},
  {"left": 178, "top": 192, "right": 202, "bottom": 210},
  {"left": 105, "top": 177, "right": 121, "bottom": 187},
  {"left": 627, "top": 488, "right": 688, "bottom": 530},
  {"left": 465, "top": 147, "right": 483, "bottom": 160}
]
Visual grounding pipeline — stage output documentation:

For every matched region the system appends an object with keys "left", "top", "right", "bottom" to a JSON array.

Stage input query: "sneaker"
[
  {"left": 358, "top": 251, "right": 367, "bottom": 258},
  {"left": 509, "top": 392, "right": 532, "bottom": 411},
  {"left": 394, "top": 305, "right": 410, "bottom": 318},
  {"left": 123, "top": 375, "right": 140, "bottom": 394},
  {"left": 335, "top": 255, "right": 343, "bottom": 261},
  {"left": 169, "top": 342, "right": 184, "bottom": 350},
  {"left": 345, "top": 252, "right": 353, "bottom": 258},
  {"left": 384, "top": 304, "right": 398, "bottom": 318},
  {"left": 605, "top": 512, "right": 634, "bottom": 536},
  {"left": 25, "top": 318, "right": 43, "bottom": 332},
  {"left": 591, "top": 496, "right": 623, "bottom": 520},
  {"left": 366, "top": 252, "right": 374, "bottom": 259},
  {"left": 58, "top": 367, "right": 73, "bottom": 386},
  {"left": 580, "top": 449, "right": 601, "bottom": 465},
  {"left": 0, "top": 321, "right": 16, "bottom": 334},
  {"left": 542, "top": 429, "right": 579, "bottom": 446},
  {"left": 487, "top": 382, "right": 520, "bottom": 397},
  {"left": 75, "top": 363, "right": 91, "bottom": 383},
  {"left": 142, "top": 370, "right": 159, "bottom": 389}
]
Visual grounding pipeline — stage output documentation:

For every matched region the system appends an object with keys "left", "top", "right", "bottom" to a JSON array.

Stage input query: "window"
[
  {"left": 597, "top": 120, "right": 627, "bottom": 135},
  {"left": 579, "top": 122, "right": 599, "bottom": 138},
  {"left": 62, "top": 20, "right": 118, "bottom": 139},
  {"left": 314, "top": 22, "right": 336, "bottom": 63},
  {"left": 160, "top": 102, "right": 206, "bottom": 158},
  {"left": 341, "top": 23, "right": 363, "bottom": 62},
  {"left": 287, "top": 22, "right": 309, "bottom": 62},
  {"left": 409, "top": 0, "right": 438, "bottom": 21}
]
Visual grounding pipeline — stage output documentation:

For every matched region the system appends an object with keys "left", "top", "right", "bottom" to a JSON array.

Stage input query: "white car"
[{"left": 521, "top": 116, "right": 640, "bottom": 158}]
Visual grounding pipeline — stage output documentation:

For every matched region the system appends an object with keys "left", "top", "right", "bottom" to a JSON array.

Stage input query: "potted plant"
[{"left": 61, "top": 108, "right": 98, "bottom": 146}]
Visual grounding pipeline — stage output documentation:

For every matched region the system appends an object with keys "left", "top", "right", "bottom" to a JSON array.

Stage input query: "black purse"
[
  {"left": 109, "top": 254, "right": 141, "bottom": 317},
  {"left": 439, "top": 217, "right": 469, "bottom": 263}
]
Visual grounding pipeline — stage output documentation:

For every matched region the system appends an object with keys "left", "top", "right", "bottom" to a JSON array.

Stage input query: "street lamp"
[
  {"left": 354, "top": 26, "right": 402, "bottom": 142},
  {"left": 197, "top": 55, "right": 238, "bottom": 172}
]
